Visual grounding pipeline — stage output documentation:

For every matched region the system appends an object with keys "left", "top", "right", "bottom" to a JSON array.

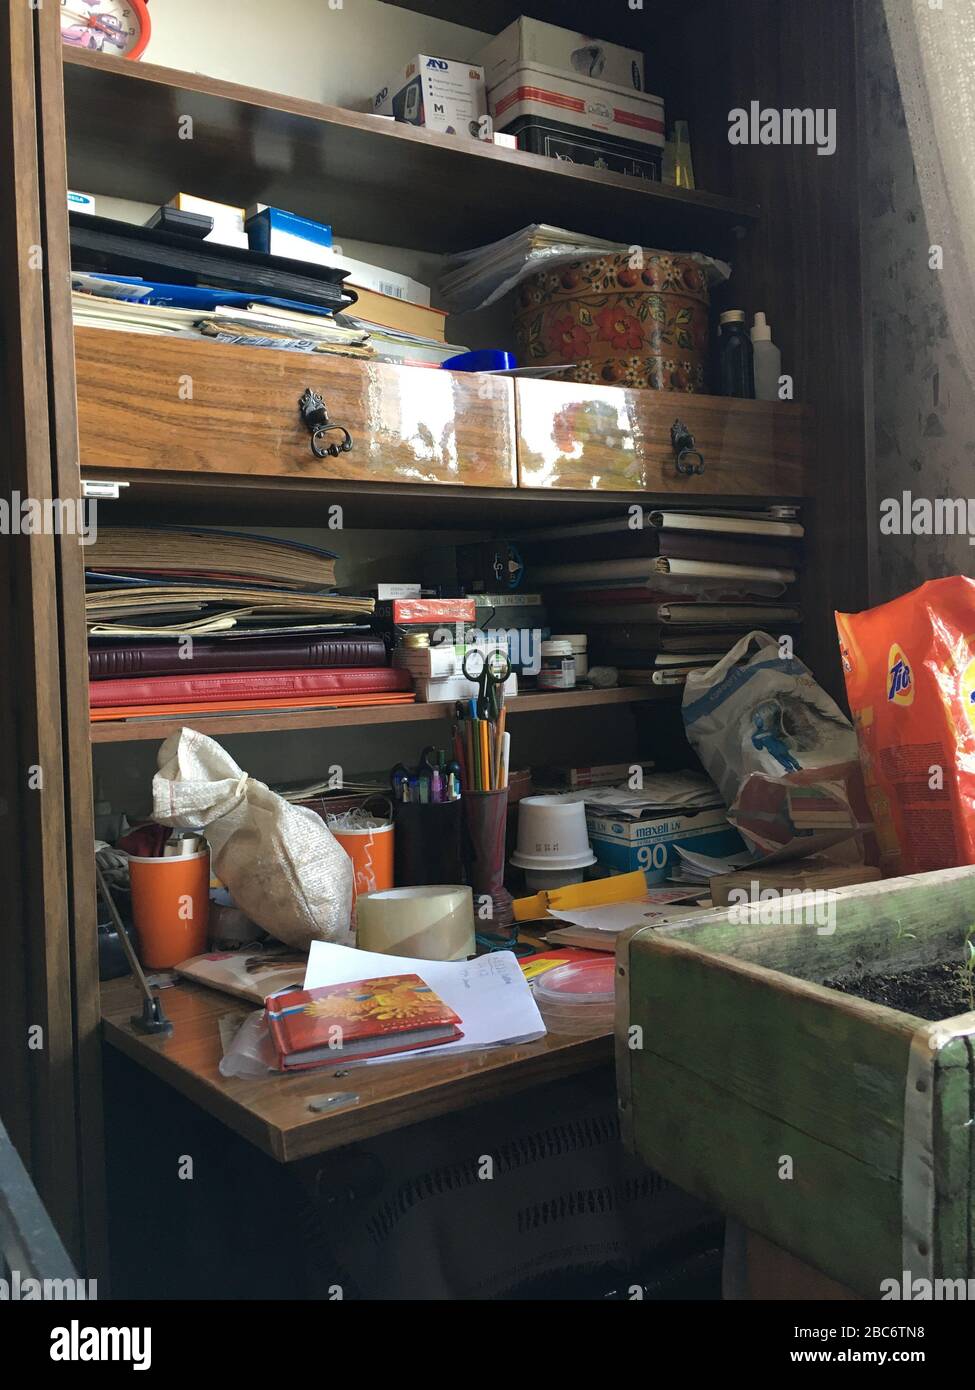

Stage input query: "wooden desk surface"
[{"left": 100, "top": 977, "right": 613, "bottom": 1163}]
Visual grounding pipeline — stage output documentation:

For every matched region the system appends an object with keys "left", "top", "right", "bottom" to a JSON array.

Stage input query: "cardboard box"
[
  {"left": 586, "top": 807, "right": 744, "bottom": 884},
  {"left": 383, "top": 54, "right": 487, "bottom": 139},
  {"left": 534, "top": 762, "right": 656, "bottom": 791},
  {"left": 393, "top": 644, "right": 465, "bottom": 678},
  {"left": 490, "top": 64, "right": 665, "bottom": 150},
  {"left": 503, "top": 117, "right": 662, "bottom": 181},
  {"left": 167, "top": 193, "right": 248, "bottom": 249},
  {"left": 480, "top": 17, "right": 645, "bottom": 93},
  {"left": 373, "top": 597, "right": 476, "bottom": 626},
  {"left": 245, "top": 206, "right": 333, "bottom": 265},
  {"left": 335, "top": 257, "right": 431, "bottom": 307}
]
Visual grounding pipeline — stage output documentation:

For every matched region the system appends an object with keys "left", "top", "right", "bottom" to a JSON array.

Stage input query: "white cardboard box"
[
  {"left": 382, "top": 54, "right": 486, "bottom": 139},
  {"left": 167, "top": 193, "right": 248, "bottom": 249},
  {"left": 489, "top": 63, "right": 665, "bottom": 149},
  {"left": 480, "top": 17, "right": 645, "bottom": 94},
  {"left": 586, "top": 807, "right": 743, "bottom": 884}
]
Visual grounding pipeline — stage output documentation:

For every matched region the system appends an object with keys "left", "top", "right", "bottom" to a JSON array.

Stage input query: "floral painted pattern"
[{"left": 515, "top": 249, "right": 710, "bottom": 392}]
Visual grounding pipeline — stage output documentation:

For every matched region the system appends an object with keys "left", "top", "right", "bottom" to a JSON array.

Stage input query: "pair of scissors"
[{"left": 462, "top": 646, "right": 511, "bottom": 722}]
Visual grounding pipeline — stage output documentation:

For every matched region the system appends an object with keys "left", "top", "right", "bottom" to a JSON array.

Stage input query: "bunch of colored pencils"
[{"left": 453, "top": 702, "right": 510, "bottom": 793}]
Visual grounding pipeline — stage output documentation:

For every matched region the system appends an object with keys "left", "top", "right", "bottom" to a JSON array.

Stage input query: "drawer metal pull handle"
[
  {"left": 299, "top": 388, "right": 354, "bottom": 459},
  {"left": 671, "top": 418, "right": 704, "bottom": 476}
]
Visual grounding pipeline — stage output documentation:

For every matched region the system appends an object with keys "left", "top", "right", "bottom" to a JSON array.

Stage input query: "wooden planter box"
[{"left": 616, "top": 868, "right": 975, "bottom": 1298}]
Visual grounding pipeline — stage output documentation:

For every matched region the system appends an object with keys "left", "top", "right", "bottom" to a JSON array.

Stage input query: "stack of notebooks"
[
  {"left": 71, "top": 210, "right": 467, "bottom": 366},
  {"left": 70, "top": 210, "right": 376, "bottom": 360},
  {"left": 72, "top": 275, "right": 373, "bottom": 359},
  {"left": 340, "top": 285, "right": 469, "bottom": 368},
  {"left": 517, "top": 506, "right": 803, "bottom": 686},
  {"left": 86, "top": 527, "right": 415, "bottom": 722}
]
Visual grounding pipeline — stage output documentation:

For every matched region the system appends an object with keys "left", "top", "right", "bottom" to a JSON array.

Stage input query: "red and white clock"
[{"left": 60, "top": 1, "right": 151, "bottom": 61}]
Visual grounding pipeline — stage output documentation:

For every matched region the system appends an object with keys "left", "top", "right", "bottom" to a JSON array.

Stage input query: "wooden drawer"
[
  {"left": 516, "top": 380, "right": 811, "bottom": 495},
  {"left": 74, "top": 329, "right": 517, "bottom": 489}
]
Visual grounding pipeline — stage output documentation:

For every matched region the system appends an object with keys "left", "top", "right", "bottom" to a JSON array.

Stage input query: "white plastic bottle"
[{"left": 751, "top": 312, "right": 782, "bottom": 402}]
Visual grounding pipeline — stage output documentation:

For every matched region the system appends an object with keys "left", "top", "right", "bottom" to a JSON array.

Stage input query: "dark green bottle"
[{"left": 718, "top": 309, "right": 755, "bottom": 398}]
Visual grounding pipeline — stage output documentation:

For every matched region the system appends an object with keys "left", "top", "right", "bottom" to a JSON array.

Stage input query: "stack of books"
[
  {"left": 342, "top": 284, "right": 468, "bottom": 367},
  {"left": 85, "top": 526, "right": 415, "bottom": 722},
  {"left": 517, "top": 506, "right": 804, "bottom": 686},
  {"left": 69, "top": 210, "right": 375, "bottom": 360},
  {"left": 71, "top": 276, "right": 373, "bottom": 359}
]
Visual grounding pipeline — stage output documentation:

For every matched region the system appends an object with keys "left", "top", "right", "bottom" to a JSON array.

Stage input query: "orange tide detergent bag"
[{"left": 836, "top": 576, "right": 975, "bottom": 875}]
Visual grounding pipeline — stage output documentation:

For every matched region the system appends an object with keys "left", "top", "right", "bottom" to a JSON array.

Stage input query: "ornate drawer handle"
[
  {"left": 299, "top": 388, "right": 354, "bottom": 459},
  {"left": 671, "top": 418, "right": 704, "bottom": 476}
]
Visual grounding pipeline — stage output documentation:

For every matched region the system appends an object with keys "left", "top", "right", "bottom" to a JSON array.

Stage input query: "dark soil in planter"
[{"left": 823, "top": 961, "right": 974, "bottom": 1022}]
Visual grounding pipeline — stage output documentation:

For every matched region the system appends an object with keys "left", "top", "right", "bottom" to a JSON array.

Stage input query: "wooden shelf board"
[
  {"left": 80, "top": 466, "right": 805, "bottom": 529},
  {"left": 63, "top": 49, "right": 758, "bottom": 255},
  {"left": 89, "top": 685, "right": 673, "bottom": 744}
]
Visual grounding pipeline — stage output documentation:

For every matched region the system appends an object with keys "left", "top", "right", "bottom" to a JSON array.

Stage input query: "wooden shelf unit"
[
  {"left": 61, "top": 49, "right": 758, "bottom": 256},
  {"left": 89, "top": 685, "right": 673, "bottom": 744}
]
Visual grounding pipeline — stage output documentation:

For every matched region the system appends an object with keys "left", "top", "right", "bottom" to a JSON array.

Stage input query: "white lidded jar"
[
  {"left": 550, "top": 633, "right": 588, "bottom": 682},
  {"left": 538, "top": 638, "right": 576, "bottom": 690},
  {"left": 751, "top": 312, "right": 782, "bottom": 402}
]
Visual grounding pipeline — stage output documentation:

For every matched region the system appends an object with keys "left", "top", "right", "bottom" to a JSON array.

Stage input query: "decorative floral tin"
[{"left": 514, "top": 248, "right": 710, "bottom": 392}]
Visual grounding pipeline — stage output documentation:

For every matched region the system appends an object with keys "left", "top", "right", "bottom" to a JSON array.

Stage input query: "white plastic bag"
[
  {"left": 152, "top": 728, "right": 354, "bottom": 951},
  {"left": 681, "top": 631, "right": 859, "bottom": 810}
]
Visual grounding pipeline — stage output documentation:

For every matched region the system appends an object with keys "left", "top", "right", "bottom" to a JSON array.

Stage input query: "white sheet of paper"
[
  {"left": 673, "top": 844, "right": 754, "bottom": 876},
  {"left": 546, "top": 901, "right": 706, "bottom": 933},
  {"left": 303, "top": 941, "right": 545, "bottom": 1065}
]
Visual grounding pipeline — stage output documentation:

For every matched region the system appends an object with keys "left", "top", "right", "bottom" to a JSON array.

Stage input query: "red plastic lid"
[{"left": 534, "top": 956, "right": 616, "bottom": 1004}]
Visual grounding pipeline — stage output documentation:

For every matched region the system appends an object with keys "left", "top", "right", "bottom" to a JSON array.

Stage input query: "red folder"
[
  {"left": 89, "top": 666, "right": 412, "bottom": 709},
  {"left": 90, "top": 691, "right": 416, "bottom": 721}
]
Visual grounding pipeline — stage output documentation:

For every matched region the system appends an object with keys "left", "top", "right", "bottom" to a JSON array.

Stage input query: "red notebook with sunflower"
[{"left": 265, "top": 974, "right": 463, "bottom": 1069}]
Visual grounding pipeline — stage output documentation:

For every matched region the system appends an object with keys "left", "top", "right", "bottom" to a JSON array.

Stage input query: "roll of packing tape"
[{"left": 355, "top": 885, "right": 475, "bottom": 961}]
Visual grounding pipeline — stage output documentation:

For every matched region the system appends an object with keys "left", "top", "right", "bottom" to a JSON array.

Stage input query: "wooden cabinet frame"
[
  {"left": 0, "top": 1, "right": 102, "bottom": 1273},
  {"left": 0, "top": 0, "right": 873, "bottom": 1275}
]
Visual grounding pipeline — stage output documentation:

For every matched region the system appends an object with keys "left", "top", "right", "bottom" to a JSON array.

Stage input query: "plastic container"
[
  {"left": 539, "top": 638, "right": 576, "bottom": 690},
  {"left": 328, "top": 817, "right": 394, "bottom": 898},
  {"left": 510, "top": 795, "right": 596, "bottom": 871},
  {"left": 441, "top": 349, "right": 517, "bottom": 372},
  {"left": 523, "top": 865, "right": 585, "bottom": 893},
  {"left": 751, "top": 311, "right": 782, "bottom": 402},
  {"left": 533, "top": 956, "right": 616, "bottom": 1034},
  {"left": 551, "top": 633, "right": 588, "bottom": 682},
  {"left": 127, "top": 848, "right": 210, "bottom": 969}
]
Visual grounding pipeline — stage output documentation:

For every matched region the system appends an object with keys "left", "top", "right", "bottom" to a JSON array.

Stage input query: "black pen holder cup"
[{"left": 393, "top": 799, "right": 464, "bottom": 886}]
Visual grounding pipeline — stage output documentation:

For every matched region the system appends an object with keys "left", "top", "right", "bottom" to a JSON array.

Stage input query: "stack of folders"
[
  {"left": 85, "top": 526, "right": 414, "bottom": 722},
  {"left": 71, "top": 278, "right": 374, "bottom": 359},
  {"left": 69, "top": 210, "right": 376, "bottom": 359},
  {"left": 517, "top": 506, "right": 803, "bottom": 687}
]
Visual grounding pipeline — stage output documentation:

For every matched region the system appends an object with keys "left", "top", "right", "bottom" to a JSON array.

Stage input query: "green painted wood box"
[{"left": 616, "top": 868, "right": 975, "bottom": 1298}]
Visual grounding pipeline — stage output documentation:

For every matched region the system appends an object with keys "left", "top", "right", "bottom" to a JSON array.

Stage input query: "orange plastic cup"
[
  {"left": 127, "top": 849, "right": 210, "bottom": 969},
  {"left": 330, "top": 822, "right": 394, "bottom": 899}
]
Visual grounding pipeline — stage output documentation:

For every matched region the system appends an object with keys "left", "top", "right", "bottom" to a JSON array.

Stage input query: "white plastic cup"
[
  {"left": 523, "top": 865, "right": 586, "bottom": 893},
  {"left": 510, "top": 795, "right": 596, "bottom": 870}
]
